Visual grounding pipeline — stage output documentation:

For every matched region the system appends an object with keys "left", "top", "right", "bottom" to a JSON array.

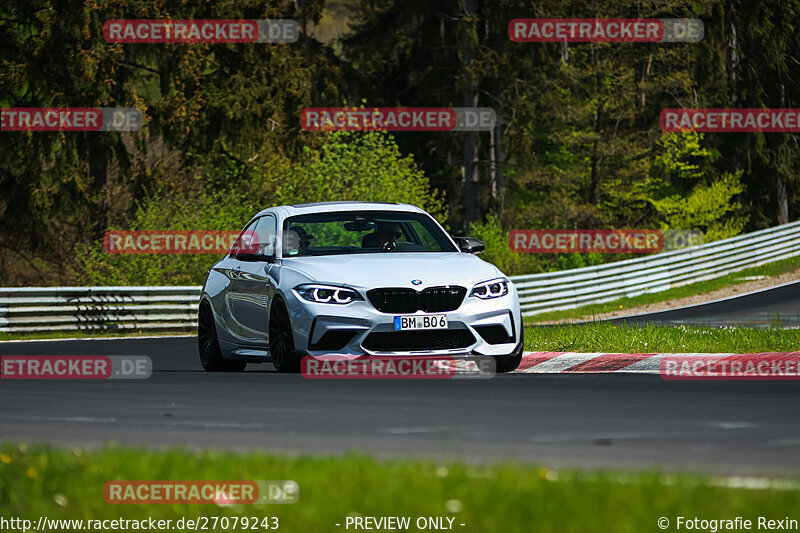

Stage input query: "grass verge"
[
  {"left": 0, "top": 445, "right": 797, "bottom": 532},
  {"left": 525, "top": 255, "right": 800, "bottom": 324},
  {"left": 524, "top": 322, "right": 800, "bottom": 353}
]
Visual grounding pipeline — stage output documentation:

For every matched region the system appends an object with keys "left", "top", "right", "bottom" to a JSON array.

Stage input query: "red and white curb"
[
  {"left": 439, "top": 352, "right": 729, "bottom": 374},
  {"left": 435, "top": 352, "right": 684, "bottom": 374},
  {"left": 515, "top": 351, "right": 669, "bottom": 373},
  {"left": 510, "top": 352, "right": 800, "bottom": 375}
]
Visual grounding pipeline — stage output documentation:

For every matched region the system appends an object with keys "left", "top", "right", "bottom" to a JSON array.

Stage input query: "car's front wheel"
[
  {"left": 198, "top": 301, "right": 247, "bottom": 372},
  {"left": 493, "top": 326, "right": 525, "bottom": 373},
  {"left": 269, "top": 300, "right": 301, "bottom": 373}
]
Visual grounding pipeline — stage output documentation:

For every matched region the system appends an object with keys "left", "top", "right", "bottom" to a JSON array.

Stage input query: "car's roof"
[{"left": 255, "top": 201, "right": 427, "bottom": 219}]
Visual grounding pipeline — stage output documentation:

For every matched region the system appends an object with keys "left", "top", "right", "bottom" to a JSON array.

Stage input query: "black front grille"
[
  {"left": 362, "top": 329, "right": 476, "bottom": 352},
  {"left": 367, "top": 286, "right": 466, "bottom": 313}
]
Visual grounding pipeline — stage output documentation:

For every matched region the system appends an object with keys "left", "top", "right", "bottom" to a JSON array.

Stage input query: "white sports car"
[{"left": 198, "top": 202, "right": 523, "bottom": 373}]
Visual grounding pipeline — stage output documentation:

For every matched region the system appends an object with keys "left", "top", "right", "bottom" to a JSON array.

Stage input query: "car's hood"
[{"left": 281, "top": 252, "right": 503, "bottom": 289}]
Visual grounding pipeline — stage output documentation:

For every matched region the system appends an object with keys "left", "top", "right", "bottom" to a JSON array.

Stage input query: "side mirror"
[
  {"left": 232, "top": 238, "right": 275, "bottom": 262},
  {"left": 235, "top": 252, "right": 275, "bottom": 263},
  {"left": 454, "top": 237, "right": 485, "bottom": 254}
]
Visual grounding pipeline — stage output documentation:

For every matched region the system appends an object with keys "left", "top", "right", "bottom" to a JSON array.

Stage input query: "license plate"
[{"left": 393, "top": 314, "right": 448, "bottom": 331}]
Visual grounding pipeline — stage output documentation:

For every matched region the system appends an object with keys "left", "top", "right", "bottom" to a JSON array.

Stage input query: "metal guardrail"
[
  {"left": 0, "top": 286, "right": 201, "bottom": 333},
  {"left": 509, "top": 221, "right": 800, "bottom": 316},
  {"left": 2, "top": 222, "right": 799, "bottom": 332}
]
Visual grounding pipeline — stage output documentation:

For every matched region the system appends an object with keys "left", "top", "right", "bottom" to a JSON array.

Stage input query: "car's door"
[{"left": 227, "top": 215, "right": 277, "bottom": 343}]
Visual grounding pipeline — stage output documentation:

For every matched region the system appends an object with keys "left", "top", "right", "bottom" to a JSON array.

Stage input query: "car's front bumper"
[{"left": 285, "top": 286, "right": 523, "bottom": 358}]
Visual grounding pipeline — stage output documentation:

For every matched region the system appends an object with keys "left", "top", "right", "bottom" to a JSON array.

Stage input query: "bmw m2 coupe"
[{"left": 198, "top": 202, "right": 523, "bottom": 373}]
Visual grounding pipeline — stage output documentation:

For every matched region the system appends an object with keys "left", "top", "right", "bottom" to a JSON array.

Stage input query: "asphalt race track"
[
  {"left": 612, "top": 279, "right": 800, "bottom": 328},
  {"left": 2, "top": 336, "right": 799, "bottom": 477}
]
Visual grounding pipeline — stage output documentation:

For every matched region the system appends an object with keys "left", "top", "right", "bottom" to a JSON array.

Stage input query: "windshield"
[{"left": 281, "top": 210, "right": 457, "bottom": 257}]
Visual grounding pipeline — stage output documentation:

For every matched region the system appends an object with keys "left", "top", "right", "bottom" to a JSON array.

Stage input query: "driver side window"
[
  {"left": 252, "top": 215, "right": 277, "bottom": 256},
  {"left": 231, "top": 215, "right": 276, "bottom": 257}
]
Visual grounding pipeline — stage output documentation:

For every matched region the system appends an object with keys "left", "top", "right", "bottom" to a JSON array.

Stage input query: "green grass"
[
  {"left": 0, "top": 329, "right": 193, "bottom": 342},
  {"left": 0, "top": 445, "right": 797, "bottom": 533},
  {"left": 525, "top": 322, "right": 800, "bottom": 353},
  {"left": 526, "top": 255, "right": 800, "bottom": 323}
]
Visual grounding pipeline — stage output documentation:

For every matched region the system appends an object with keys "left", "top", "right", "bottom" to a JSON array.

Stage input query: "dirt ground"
[{"left": 535, "top": 266, "right": 800, "bottom": 325}]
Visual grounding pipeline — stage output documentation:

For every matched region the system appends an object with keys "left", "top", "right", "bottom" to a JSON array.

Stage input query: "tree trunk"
[
  {"left": 299, "top": 0, "right": 318, "bottom": 105},
  {"left": 776, "top": 82, "right": 789, "bottom": 225},
  {"left": 638, "top": 53, "right": 652, "bottom": 126},
  {"left": 493, "top": 121, "right": 505, "bottom": 218},
  {"left": 727, "top": 21, "right": 738, "bottom": 106},
  {"left": 776, "top": 175, "right": 789, "bottom": 225},
  {"left": 88, "top": 140, "right": 109, "bottom": 242},
  {"left": 489, "top": 124, "right": 496, "bottom": 208},
  {"left": 461, "top": 0, "right": 478, "bottom": 231}
]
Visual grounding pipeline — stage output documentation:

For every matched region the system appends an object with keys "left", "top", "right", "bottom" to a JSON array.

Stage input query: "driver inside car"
[
  {"left": 362, "top": 222, "right": 402, "bottom": 249},
  {"left": 291, "top": 226, "right": 312, "bottom": 253},
  {"left": 283, "top": 230, "right": 302, "bottom": 256}
]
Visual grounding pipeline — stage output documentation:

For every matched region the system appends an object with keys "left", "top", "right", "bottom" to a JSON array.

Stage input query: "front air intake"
[{"left": 362, "top": 329, "right": 476, "bottom": 352}]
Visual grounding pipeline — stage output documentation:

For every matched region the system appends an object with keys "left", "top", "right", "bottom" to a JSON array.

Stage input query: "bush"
[
  {"left": 468, "top": 214, "right": 539, "bottom": 276},
  {"left": 77, "top": 132, "right": 447, "bottom": 285},
  {"left": 468, "top": 215, "right": 609, "bottom": 276}
]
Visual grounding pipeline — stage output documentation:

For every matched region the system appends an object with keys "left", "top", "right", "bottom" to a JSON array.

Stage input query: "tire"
[
  {"left": 198, "top": 301, "right": 247, "bottom": 372},
  {"left": 269, "top": 300, "right": 301, "bottom": 373},
  {"left": 493, "top": 325, "right": 525, "bottom": 373}
]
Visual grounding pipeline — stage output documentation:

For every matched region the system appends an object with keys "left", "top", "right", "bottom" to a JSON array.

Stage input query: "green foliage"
[
  {"left": 649, "top": 132, "right": 748, "bottom": 241},
  {"left": 2, "top": 0, "right": 799, "bottom": 286},
  {"left": 652, "top": 173, "right": 747, "bottom": 240},
  {"left": 469, "top": 214, "right": 614, "bottom": 276},
  {"left": 0, "top": 0, "right": 336, "bottom": 285},
  {"left": 552, "top": 252, "right": 606, "bottom": 272},
  {"left": 468, "top": 214, "right": 537, "bottom": 276},
  {"left": 77, "top": 187, "right": 258, "bottom": 286},
  {"left": 285, "top": 131, "right": 447, "bottom": 221},
  {"left": 76, "top": 131, "right": 446, "bottom": 285},
  {"left": 652, "top": 132, "right": 713, "bottom": 181}
]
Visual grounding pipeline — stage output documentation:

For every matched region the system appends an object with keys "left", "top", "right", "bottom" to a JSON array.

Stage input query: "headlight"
[
  {"left": 294, "top": 284, "right": 363, "bottom": 304},
  {"left": 470, "top": 278, "right": 509, "bottom": 299}
]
